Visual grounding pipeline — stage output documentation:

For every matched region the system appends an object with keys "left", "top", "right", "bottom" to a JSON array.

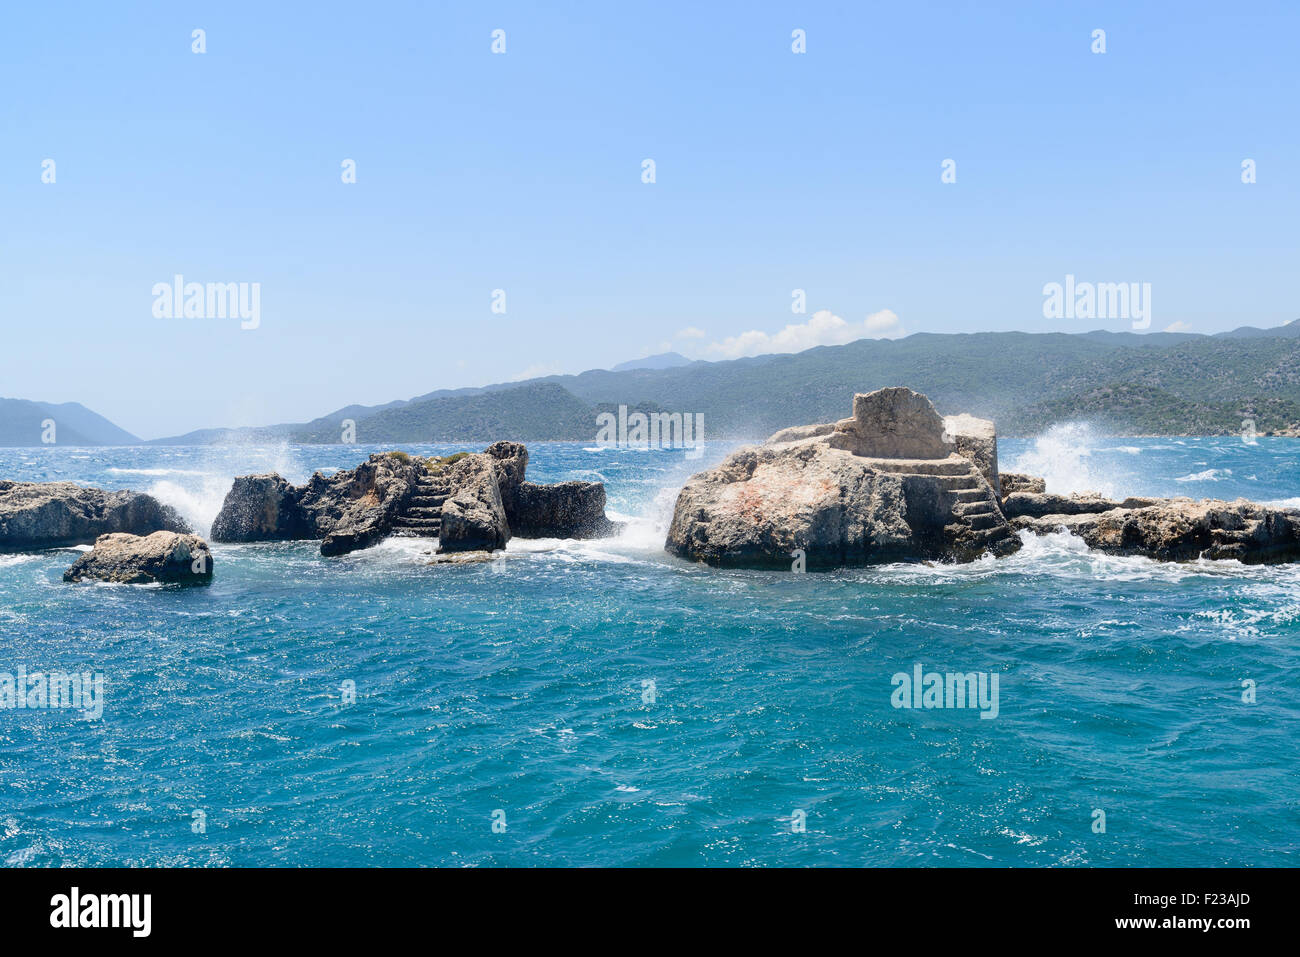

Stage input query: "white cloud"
[
  {"left": 1163, "top": 321, "right": 1190, "bottom": 333},
  {"left": 675, "top": 326, "right": 706, "bottom": 339},
  {"left": 689, "top": 309, "right": 903, "bottom": 360},
  {"left": 864, "top": 309, "right": 902, "bottom": 335}
]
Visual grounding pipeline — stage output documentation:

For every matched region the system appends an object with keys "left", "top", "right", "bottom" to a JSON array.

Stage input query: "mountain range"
[
  {"left": 6, "top": 322, "right": 1300, "bottom": 446},
  {"left": 0, "top": 398, "right": 141, "bottom": 446}
]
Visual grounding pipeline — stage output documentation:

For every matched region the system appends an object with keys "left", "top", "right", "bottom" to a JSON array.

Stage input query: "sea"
[{"left": 1, "top": 425, "right": 1296, "bottom": 866}]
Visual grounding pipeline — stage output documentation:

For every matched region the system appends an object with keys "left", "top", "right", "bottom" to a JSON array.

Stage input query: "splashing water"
[{"left": 1005, "top": 422, "right": 1126, "bottom": 497}]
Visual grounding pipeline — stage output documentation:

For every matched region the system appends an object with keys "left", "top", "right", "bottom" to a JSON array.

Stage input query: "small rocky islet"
[
  {"left": 4, "top": 388, "right": 1300, "bottom": 585},
  {"left": 665, "top": 387, "right": 1300, "bottom": 568}
]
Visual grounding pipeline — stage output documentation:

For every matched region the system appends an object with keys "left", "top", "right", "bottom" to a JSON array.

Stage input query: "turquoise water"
[{"left": 1, "top": 428, "right": 1297, "bottom": 866}]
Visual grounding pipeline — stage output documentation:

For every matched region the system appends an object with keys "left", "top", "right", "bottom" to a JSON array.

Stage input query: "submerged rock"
[
  {"left": 427, "top": 549, "right": 500, "bottom": 565},
  {"left": 63, "top": 531, "right": 213, "bottom": 585},
  {"left": 667, "top": 388, "right": 1018, "bottom": 569},
  {"left": 0, "top": 481, "right": 188, "bottom": 553}
]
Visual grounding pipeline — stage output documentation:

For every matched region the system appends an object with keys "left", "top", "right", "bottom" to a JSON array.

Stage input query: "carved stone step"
[
  {"left": 860, "top": 455, "right": 973, "bottom": 476},
  {"left": 392, "top": 527, "right": 439, "bottom": 538}
]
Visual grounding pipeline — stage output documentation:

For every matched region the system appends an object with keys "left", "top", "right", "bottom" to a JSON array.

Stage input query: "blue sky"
[{"left": 2, "top": 1, "right": 1297, "bottom": 438}]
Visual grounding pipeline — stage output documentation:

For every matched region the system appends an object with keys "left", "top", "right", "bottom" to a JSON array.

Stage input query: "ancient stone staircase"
[
  {"left": 861, "top": 454, "right": 1011, "bottom": 545},
  {"left": 390, "top": 471, "right": 452, "bottom": 539}
]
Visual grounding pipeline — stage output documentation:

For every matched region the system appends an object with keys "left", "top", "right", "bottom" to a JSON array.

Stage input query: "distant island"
[{"left": 5, "top": 322, "right": 1300, "bottom": 446}]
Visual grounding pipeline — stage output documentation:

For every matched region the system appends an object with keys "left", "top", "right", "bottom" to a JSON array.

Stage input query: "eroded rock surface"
[
  {"left": 211, "top": 445, "right": 618, "bottom": 556},
  {"left": 437, "top": 453, "right": 511, "bottom": 553},
  {"left": 0, "top": 481, "right": 188, "bottom": 553},
  {"left": 63, "top": 531, "right": 213, "bottom": 585},
  {"left": 667, "top": 388, "right": 1018, "bottom": 569},
  {"left": 1012, "top": 499, "right": 1300, "bottom": 563}
]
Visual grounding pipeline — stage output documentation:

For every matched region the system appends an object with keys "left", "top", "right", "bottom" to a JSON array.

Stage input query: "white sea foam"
[
  {"left": 146, "top": 477, "right": 232, "bottom": 537},
  {"left": 1005, "top": 422, "right": 1125, "bottom": 497},
  {"left": 1175, "top": 468, "right": 1231, "bottom": 482},
  {"left": 140, "top": 445, "right": 306, "bottom": 537}
]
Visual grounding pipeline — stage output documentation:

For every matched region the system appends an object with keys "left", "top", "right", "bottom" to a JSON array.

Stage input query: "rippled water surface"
[{"left": 1, "top": 430, "right": 1297, "bottom": 866}]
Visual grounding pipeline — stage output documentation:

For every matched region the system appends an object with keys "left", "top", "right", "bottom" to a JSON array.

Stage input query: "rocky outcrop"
[
  {"left": 1012, "top": 499, "right": 1300, "bottom": 563},
  {"left": 485, "top": 440, "right": 620, "bottom": 540},
  {"left": 999, "top": 472, "right": 1046, "bottom": 498},
  {"left": 315, "top": 454, "right": 425, "bottom": 556},
  {"left": 510, "top": 482, "right": 619, "bottom": 538},
  {"left": 1003, "top": 491, "right": 1124, "bottom": 519},
  {"left": 211, "top": 445, "right": 617, "bottom": 556},
  {"left": 437, "top": 453, "right": 510, "bottom": 552},
  {"left": 209, "top": 474, "right": 313, "bottom": 542},
  {"left": 667, "top": 388, "right": 1018, "bottom": 569},
  {"left": 485, "top": 441, "right": 528, "bottom": 514},
  {"left": 63, "top": 531, "right": 213, "bottom": 585},
  {"left": 0, "top": 481, "right": 189, "bottom": 553},
  {"left": 996, "top": 472, "right": 1300, "bottom": 564}
]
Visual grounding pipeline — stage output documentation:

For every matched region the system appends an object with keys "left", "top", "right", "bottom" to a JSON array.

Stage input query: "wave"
[
  {"left": 1175, "top": 468, "right": 1232, "bottom": 482},
  {"left": 1005, "top": 422, "right": 1127, "bottom": 497},
  {"left": 146, "top": 476, "right": 237, "bottom": 538}
]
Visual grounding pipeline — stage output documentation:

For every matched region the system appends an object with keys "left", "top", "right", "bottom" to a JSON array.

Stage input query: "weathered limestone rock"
[
  {"left": 211, "top": 453, "right": 424, "bottom": 556},
  {"left": 0, "top": 481, "right": 188, "bottom": 553},
  {"left": 210, "top": 474, "right": 313, "bottom": 542},
  {"left": 668, "top": 389, "right": 1018, "bottom": 569},
  {"left": 510, "top": 481, "right": 620, "bottom": 538},
  {"left": 943, "top": 413, "right": 1000, "bottom": 496},
  {"left": 1012, "top": 499, "right": 1300, "bottom": 564},
  {"left": 212, "top": 444, "right": 620, "bottom": 556},
  {"left": 484, "top": 439, "right": 620, "bottom": 539},
  {"left": 828, "top": 387, "right": 953, "bottom": 460},
  {"left": 1002, "top": 491, "right": 1123, "bottom": 519},
  {"left": 999, "top": 472, "right": 1046, "bottom": 498},
  {"left": 427, "top": 550, "right": 499, "bottom": 565},
  {"left": 316, "top": 454, "right": 424, "bottom": 556},
  {"left": 437, "top": 453, "right": 511, "bottom": 553},
  {"left": 766, "top": 423, "right": 835, "bottom": 445},
  {"left": 485, "top": 441, "right": 528, "bottom": 513},
  {"left": 63, "top": 531, "right": 213, "bottom": 585}
]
